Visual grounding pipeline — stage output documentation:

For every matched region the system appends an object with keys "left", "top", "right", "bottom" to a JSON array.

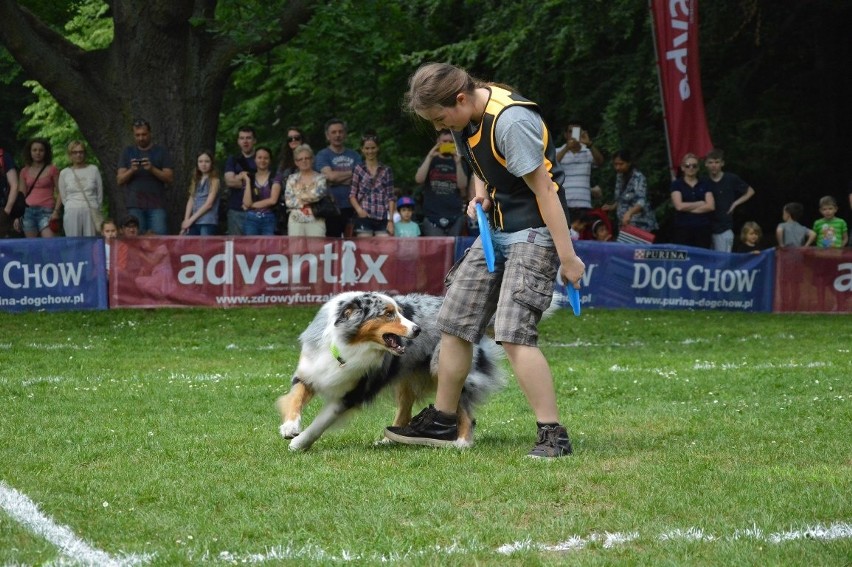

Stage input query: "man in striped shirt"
[{"left": 555, "top": 121, "right": 604, "bottom": 209}]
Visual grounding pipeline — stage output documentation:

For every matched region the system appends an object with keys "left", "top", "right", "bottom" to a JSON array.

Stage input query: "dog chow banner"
[
  {"left": 0, "top": 237, "right": 108, "bottom": 313},
  {"left": 774, "top": 247, "right": 852, "bottom": 313},
  {"left": 572, "top": 241, "right": 774, "bottom": 312},
  {"left": 109, "top": 236, "right": 456, "bottom": 308}
]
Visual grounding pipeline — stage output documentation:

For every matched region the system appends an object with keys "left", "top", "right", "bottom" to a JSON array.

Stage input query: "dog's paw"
[
  {"left": 453, "top": 437, "right": 473, "bottom": 449},
  {"left": 374, "top": 435, "right": 395, "bottom": 446},
  {"left": 288, "top": 434, "right": 310, "bottom": 452},
  {"left": 279, "top": 420, "right": 301, "bottom": 439}
]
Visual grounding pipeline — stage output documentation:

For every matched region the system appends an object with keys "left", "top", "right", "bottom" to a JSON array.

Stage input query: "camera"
[{"left": 438, "top": 142, "right": 456, "bottom": 155}]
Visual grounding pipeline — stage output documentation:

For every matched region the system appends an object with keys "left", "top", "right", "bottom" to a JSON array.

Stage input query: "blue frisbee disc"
[
  {"left": 566, "top": 284, "right": 581, "bottom": 316},
  {"left": 476, "top": 203, "right": 496, "bottom": 272}
]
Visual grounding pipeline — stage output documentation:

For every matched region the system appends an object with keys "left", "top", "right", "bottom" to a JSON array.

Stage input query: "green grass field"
[{"left": 1, "top": 306, "right": 850, "bottom": 566}]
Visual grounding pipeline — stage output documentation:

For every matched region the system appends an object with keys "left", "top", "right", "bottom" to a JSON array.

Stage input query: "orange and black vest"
[{"left": 455, "top": 86, "right": 568, "bottom": 232}]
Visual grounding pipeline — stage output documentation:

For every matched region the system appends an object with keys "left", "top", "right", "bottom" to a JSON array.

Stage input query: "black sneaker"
[
  {"left": 527, "top": 424, "right": 573, "bottom": 458},
  {"left": 384, "top": 405, "right": 458, "bottom": 447}
]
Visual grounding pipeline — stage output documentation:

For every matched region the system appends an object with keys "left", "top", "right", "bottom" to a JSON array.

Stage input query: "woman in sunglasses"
[
  {"left": 275, "top": 127, "right": 307, "bottom": 233},
  {"left": 670, "top": 152, "right": 715, "bottom": 248}
]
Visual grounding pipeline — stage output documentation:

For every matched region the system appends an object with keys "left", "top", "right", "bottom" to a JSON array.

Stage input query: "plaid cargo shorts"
[{"left": 437, "top": 238, "right": 558, "bottom": 346}]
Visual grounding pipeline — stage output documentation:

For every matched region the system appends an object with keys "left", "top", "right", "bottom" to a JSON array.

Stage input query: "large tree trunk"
[{"left": 0, "top": 0, "right": 314, "bottom": 232}]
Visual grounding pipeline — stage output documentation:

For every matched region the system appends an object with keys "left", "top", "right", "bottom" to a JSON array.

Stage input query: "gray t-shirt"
[
  {"left": 778, "top": 220, "right": 810, "bottom": 247},
  {"left": 493, "top": 105, "right": 545, "bottom": 179},
  {"left": 479, "top": 105, "right": 554, "bottom": 244}
]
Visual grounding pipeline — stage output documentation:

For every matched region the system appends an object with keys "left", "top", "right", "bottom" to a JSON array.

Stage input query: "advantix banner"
[{"left": 109, "top": 237, "right": 456, "bottom": 308}]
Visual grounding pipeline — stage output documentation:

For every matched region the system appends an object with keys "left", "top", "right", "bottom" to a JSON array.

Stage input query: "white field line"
[
  {"left": 0, "top": 482, "right": 153, "bottom": 567},
  {"left": 202, "top": 522, "right": 852, "bottom": 563}
]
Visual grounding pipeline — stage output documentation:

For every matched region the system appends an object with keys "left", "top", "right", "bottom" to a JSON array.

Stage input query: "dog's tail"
[{"left": 459, "top": 336, "right": 508, "bottom": 411}]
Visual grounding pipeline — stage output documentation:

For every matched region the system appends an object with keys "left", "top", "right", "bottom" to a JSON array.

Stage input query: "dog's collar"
[{"left": 330, "top": 344, "right": 346, "bottom": 367}]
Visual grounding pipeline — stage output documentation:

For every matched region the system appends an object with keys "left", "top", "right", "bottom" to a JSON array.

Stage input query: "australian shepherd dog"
[{"left": 276, "top": 291, "right": 506, "bottom": 451}]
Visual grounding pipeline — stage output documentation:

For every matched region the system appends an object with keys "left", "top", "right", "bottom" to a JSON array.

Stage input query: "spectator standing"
[
  {"left": 0, "top": 145, "right": 21, "bottom": 237},
  {"left": 384, "top": 62, "right": 585, "bottom": 458},
  {"left": 284, "top": 144, "right": 327, "bottom": 237},
  {"left": 181, "top": 150, "right": 220, "bottom": 236},
  {"left": 116, "top": 119, "right": 174, "bottom": 235},
  {"left": 20, "top": 137, "right": 62, "bottom": 238},
  {"left": 223, "top": 126, "right": 257, "bottom": 235},
  {"left": 415, "top": 129, "right": 469, "bottom": 236},
  {"left": 58, "top": 140, "right": 103, "bottom": 237},
  {"left": 275, "top": 126, "right": 307, "bottom": 234},
  {"left": 670, "top": 153, "right": 714, "bottom": 248},
  {"left": 241, "top": 146, "right": 281, "bottom": 236},
  {"left": 776, "top": 202, "right": 815, "bottom": 247},
  {"left": 276, "top": 126, "right": 305, "bottom": 177},
  {"left": 607, "top": 149, "right": 658, "bottom": 233},
  {"left": 350, "top": 131, "right": 395, "bottom": 238},
  {"left": 315, "top": 118, "right": 362, "bottom": 237},
  {"left": 703, "top": 148, "right": 755, "bottom": 252},
  {"left": 101, "top": 218, "right": 118, "bottom": 276},
  {"left": 732, "top": 221, "right": 764, "bottom": 254},
  {"left": 395, "top": 196, "right": 421, "bottom": 237},
  {"left": 813, "top": 195, "right": 848, "bottom": 248},
  {"left": 555, "top": 120, "right": 604, "bottom": 209}
]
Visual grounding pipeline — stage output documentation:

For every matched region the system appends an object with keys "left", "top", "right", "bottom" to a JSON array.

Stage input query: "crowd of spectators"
[{"left": 0, "top": 116, "right": 849, "bottom": 251}]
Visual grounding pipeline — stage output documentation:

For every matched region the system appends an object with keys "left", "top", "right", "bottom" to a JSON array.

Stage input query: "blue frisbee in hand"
[
  {"left": 566, "top": 284, "right": 581, "bottom": 316},
  {"left": 475, "top": 203, "right": 495, "bottom": 272},
  {"left": 556, "top": 272, "right": 582, "bottom": 316}
]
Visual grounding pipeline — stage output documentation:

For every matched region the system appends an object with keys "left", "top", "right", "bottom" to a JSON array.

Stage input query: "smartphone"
[
  {"left": 571, "top": 127, "right": 581, "bottom": 141},
  {"left": 438, "top": 142, "right": 456, "bottom": 155}
]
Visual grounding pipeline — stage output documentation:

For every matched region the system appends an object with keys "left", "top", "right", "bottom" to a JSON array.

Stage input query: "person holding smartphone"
[
  {"left": 116, "top": 118, "right": 174, "bottom": 234},
  {"left": 555, "top": 120, "right": 604, "bottom": 210},
  {"left": 414, "top": 128, "right": 470, "bottom": 236}
]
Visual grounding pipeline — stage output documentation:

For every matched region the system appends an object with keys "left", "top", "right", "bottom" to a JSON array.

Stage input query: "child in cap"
[
  {"left": 120, "top": 214, "right": 140, "bottom": 237},
  {"left": 394, "top": 196, "right": 421, "bottom": 237}
]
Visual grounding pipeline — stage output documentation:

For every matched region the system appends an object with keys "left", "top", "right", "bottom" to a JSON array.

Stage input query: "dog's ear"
[{"left": 334, "top": 298, "right": 362, "bottom": 327}]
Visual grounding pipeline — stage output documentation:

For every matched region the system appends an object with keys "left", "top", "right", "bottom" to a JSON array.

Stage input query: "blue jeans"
[
  {"left": 227, "top": 209, "right": 246, "bottom": 236},
  {"left": 22, "top": 206, "right": 54, "bottom": 234},
  {"left": 188, "top": 224, "right": 217, "bottom": 236},
  {"left": 128, "top": 208, "right": 168, "bottom": 235},
  {"left": 244, "top": 210, "right": 276, "bottom": 235}
]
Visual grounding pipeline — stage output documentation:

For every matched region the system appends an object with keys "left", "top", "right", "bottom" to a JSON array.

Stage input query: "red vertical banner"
[{"left": 651, "top": 0, "right": 714, "bottom": 171}]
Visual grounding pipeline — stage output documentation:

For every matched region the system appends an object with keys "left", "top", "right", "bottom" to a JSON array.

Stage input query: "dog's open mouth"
[{"left": 382, "top": 333, "right": 406, "bottom": 355}]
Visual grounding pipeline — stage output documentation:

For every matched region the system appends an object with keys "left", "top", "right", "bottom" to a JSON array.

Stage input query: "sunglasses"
[
  {"left": 132, "top": 119, "right": 150, "bottom": 128},
  {"left": 682, "top": 163, "right": 699, "bottom": 169},
  {"left": 287, "top": 135, "right": 302, "bottom": 142}
]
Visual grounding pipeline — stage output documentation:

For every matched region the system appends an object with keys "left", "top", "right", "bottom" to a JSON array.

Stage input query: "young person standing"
[
  {"left": 223, "top": 126, "right": 257, "bottom": 235},
  {"left": 240, "top": 146, "right": 281, "bottom": 236},
  {"left": 384, "top": 62, "right": 585, "bottom": 458},
  {"left": 181, "top": 150, "right": 220, "bottom": 236},
  {"left": 703, "top": 149, "right": 756, "bottom": 252}
]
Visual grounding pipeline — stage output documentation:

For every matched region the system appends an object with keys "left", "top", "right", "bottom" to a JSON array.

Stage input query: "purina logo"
[
  {"left": 634, "top": 249, "right": 689, "bottom": 261},
  {"left": 177, "top": 241, "right": 388, "bottom": 286}
]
